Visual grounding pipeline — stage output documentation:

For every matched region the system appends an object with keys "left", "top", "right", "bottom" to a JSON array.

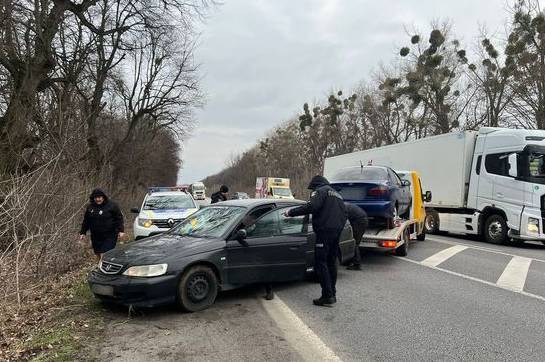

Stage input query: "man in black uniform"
[
  {"left": 211, "top": 185, "right": 229, "bottom": 204},
  {"left": 79, "top": 189, "right": 125, "bottom": 261},
  {"left": 345, "top": 202, "right": 368, "bottom": 270},
  {"left": 285, "top": 176, "right": 346, "bottom": 307}
]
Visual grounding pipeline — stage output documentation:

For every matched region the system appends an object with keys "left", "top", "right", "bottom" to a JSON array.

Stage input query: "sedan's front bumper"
[{"left": 88, "top": 269, "right": 178, "bottom": 308}]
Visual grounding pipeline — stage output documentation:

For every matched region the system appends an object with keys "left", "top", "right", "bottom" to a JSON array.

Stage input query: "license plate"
[{"left": 91, "top": 284, "right": 114, "bottom": 296}]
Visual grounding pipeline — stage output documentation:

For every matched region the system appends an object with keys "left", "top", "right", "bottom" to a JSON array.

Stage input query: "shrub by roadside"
[{"left": 0, "top": 263, "right": 105, "bottom": 361}]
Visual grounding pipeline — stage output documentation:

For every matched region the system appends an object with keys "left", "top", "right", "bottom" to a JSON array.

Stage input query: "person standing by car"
[
  {"left": 284, "top": 176, "right": 346, "bottom": 307},
  {"left": 211, "top": 185, "right": 229, "bottom": 204},
  {"left": 345, "top": 202, "right": 368, "bottom": 270},
  {"left": 79, "top": 189, "right": 125, "bottom": 262}
]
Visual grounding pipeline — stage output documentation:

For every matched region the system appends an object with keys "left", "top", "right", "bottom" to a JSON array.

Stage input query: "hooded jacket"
[
  {"left": 80, "top": 189, "right": 124, "bottom": 241},
  {"left": 288, "top": 176, "right": 347, "bottom": 232}
]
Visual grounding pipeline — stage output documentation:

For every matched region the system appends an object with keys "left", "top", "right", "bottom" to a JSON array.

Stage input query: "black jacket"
[
  {"left": 288, "top": 176, "right": 347, "bottom": 232},
  {"left": 345, "top": 202, "right": 368, "bottom": 231},
  {"left": 210, "top": 191, "right": 227, "bottom": 204},
  {"left": 80, "top": 189, "right": 124, "bottom": 241}
]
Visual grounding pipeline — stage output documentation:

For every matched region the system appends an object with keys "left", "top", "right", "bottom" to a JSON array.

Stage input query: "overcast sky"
[{"left": 178, "top": 0, "right": 509, "bottom": 184}]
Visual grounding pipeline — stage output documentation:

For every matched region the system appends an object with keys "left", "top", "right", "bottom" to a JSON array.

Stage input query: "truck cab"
[
  {"left": 255, "top": 177, "right": 295, "bottom": 199},
  {"left": 189, "top": 182, "right": 206, "bottom": 200},
  {"left": 467, "top": 128, "right": 545, "bottom": 243}
]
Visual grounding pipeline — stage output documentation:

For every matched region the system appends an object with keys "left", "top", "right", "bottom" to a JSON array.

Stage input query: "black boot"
[
  {"left": 346, "top": 264, "right": 361, "bottom": 270},
  {"left": 313, "top": 297, "right": 336, "bottom": 307},
  {"left": 264, "top": 284, "right": 274, "bottom": 300}
]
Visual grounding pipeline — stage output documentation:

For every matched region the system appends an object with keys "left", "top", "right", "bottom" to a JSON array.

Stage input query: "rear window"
[{"left": 331, "top": 167, "right": 388, "bottom": 181}]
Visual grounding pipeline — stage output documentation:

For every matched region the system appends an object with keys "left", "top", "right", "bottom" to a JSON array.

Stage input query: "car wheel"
[
  {"left": 177, "top": 265, "right": 218, "bottom": 312},
  {"left": 395, "top": 229, "right": 409, "bottom": 256},
  {"left": 425, "top": 210, "right": 439, "bottom": 234},
  {"left": 483, "top": 214, "right": 508, "bottom": 245},
  {"left": 400, "top": 201, "right": 411, "bottom": 220}
]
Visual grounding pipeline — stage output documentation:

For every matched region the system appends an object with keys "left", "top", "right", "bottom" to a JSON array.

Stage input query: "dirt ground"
[{"left": 92, "top": 286, "right": 302, "bottom": 362}]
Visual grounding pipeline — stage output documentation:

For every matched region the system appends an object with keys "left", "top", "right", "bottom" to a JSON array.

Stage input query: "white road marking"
[
  {"left": 496, "top": 257, "right": 532, "bottom": 292},
  {"left": 261, "top": 295, "right": 343, "bottom": 362},
  {"left": 395, "top": 256, "right": 545, "bottom": 303},
  {"left": 420, "top": 245, "right": 468, "bottom": 267},
  {"left": 427, "top": 236, "right": 545, "bottom": 264}
]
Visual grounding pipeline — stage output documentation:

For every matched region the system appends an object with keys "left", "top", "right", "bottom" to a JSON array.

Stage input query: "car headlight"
[
  {"left": 138, "top": 218, "right": 153, "bottom": 228},
  {"left": 123, "top": 264, "right": 168, "bottom": 277},
  {"left": 528, "top": 217, "right": 539, "bottom": 233}
]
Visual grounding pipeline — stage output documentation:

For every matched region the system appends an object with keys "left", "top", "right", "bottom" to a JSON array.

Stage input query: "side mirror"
[
  {"left": 130, "top": 207, "right": 140, "bottom": 213},
  {"left": 423, "top": 191, "right": 432, "bottom": 202},
  {"left": 235, "top": 229, "right": 248, "bottom": 246},
  {"left": 401, "top": 179, "right": 411, "bottom": 187}
]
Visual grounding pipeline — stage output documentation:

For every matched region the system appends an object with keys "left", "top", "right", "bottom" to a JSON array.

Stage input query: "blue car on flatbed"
[{"left": 329, "top": 166, "right": 412, "bottom": 221}]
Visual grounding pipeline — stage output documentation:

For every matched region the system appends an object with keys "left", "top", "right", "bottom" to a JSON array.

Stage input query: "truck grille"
[
  {"left": 154, "top": 219, "right": 183, "bottom": 228},
  {"left": 99, "top": 260, "right": 123, "bottom": 275}
]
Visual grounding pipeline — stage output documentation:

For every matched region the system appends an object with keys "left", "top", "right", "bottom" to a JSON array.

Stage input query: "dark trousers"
[
  {"left": 351, "top": 224, "right": 365, "bottom": 265},
  {"left": 315, "top": 229, "right": 343, "bottom": 298}
]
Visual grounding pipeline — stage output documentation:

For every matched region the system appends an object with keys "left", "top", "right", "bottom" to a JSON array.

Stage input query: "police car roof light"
[{"left": 148, "top": 186, "right": 187, "bottom": 194}]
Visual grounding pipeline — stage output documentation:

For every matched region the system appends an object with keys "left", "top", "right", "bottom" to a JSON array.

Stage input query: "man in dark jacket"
[
  {"left": 345, "top": 202, "right": 368, "bottom": 270},
  {"left": 285, "top": 175, "right": 346, "bottom": 307},
  {"left": 210, "top": 185, "right": 229, "bottom": 204},
  {"left": 79, "top": 189, "right": 125, "bottom": 261}
]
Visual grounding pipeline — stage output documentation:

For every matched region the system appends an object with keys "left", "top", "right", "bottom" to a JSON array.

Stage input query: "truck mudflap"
[{"left": 361, "top": 219, "right": 418, "bottom": 249}]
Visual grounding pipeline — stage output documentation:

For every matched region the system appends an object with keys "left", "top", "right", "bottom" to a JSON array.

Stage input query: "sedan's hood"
[
  {"left": 138, "top": 208, "right": 198, "bottom": 220},
  {"left": 104, "top": 234, "right": 224, "bottom": 266}
]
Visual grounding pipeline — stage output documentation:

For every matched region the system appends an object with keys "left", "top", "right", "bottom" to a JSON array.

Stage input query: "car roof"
[
  {"left": 341, "top": 165, "right": 390, "bottom": 171},
  {"left": 212, "top": 198, "right": 305, "bottom": 208},
  {"left": 146, "top": 191, "right": 193, "bottom": 197}
]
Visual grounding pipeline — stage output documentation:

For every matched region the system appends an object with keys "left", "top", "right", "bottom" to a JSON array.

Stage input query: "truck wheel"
[
  {"left": 395, "top": 229, "right": 409, "bottom": 256},
  {"left": 177, "top": 265, "right": 218, "bottom": 312},
  {"left": 425, "top": 210, "right": 439, "bottom": 234},
  {"left": 483, "top": 214, "right": 508, "bottom": 245}
]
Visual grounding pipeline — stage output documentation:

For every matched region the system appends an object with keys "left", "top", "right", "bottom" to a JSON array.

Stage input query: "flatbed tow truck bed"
[{"left": 360, "top": 219, "right": 418, "bottom": 256}]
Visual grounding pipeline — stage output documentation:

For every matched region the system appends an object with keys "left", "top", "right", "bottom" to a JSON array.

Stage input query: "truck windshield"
[
  {"left": 144, "top": 195, "right": 196, "bottom": 210},
  {"left": 171, "top": 206, "right": 245, "bottom": 238},
  {"left": 528, "top": 152, "right": 545, "bottom": 177},
  {"left": 273, "top": 188, "right": 292, "bottom": 197},
  {"left": 192, "top": 185, "right": 205, "bottom": 191}
]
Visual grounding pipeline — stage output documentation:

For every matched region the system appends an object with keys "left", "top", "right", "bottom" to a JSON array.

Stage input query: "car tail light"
[{"left": 367, "top": 186, "right": 388, "bottom": 196}]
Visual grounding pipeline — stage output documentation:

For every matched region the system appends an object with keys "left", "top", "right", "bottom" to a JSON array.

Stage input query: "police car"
[{"left": 131, "top": 187, "right": 200, "bottom": 240}]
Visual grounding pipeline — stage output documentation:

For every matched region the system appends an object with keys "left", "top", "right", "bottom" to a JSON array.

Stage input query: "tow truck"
[{"left": 359, "top": 170, "right": 431, "bottom": 256}]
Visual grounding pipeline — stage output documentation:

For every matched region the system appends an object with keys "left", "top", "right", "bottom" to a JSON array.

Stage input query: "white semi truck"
[{"left": 324, "top": 127, "right": 545, "bottom": 245}]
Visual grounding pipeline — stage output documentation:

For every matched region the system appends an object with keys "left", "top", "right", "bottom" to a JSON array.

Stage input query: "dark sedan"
[
  {"left": 88, "top": 199, "right": 355, "bottom": 312},
  {"left": 330, "top": 166, "right": 412, "bottom": 220}
]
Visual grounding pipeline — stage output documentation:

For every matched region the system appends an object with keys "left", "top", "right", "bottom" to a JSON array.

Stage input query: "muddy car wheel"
[{"left": 178, "top": 265, "right": 218, "bottom": 312}]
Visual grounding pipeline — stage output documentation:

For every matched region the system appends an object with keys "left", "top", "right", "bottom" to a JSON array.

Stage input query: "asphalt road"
[{"left": 95, "top": 234, "right": 545, "bottom": 361}]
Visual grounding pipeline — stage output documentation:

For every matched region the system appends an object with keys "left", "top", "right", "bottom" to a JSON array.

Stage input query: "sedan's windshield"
[
  {"left": 331, "top": 167, "right": 388, "bottom": 181},
  {"left": 273, "top": 188, "right": 292, "bottom": 197},
  {"left": 171, "top": 206, "right": 245, "bottom": 238},
  {"left": 143, "top": 194, "right": 196, "bottom": 210}
]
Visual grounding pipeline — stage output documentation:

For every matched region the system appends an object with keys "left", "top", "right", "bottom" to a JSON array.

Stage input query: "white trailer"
[{"left": 324, "top": 128, "right": 545, "bottom": 245}]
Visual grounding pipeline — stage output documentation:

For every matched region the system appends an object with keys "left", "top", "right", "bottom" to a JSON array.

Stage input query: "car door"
[
  {"left": 306, "top": 216, "right": 355, "bottom": 266},
  {"left": 226, "top": 207, "right": 307, "bottom": 284}
]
